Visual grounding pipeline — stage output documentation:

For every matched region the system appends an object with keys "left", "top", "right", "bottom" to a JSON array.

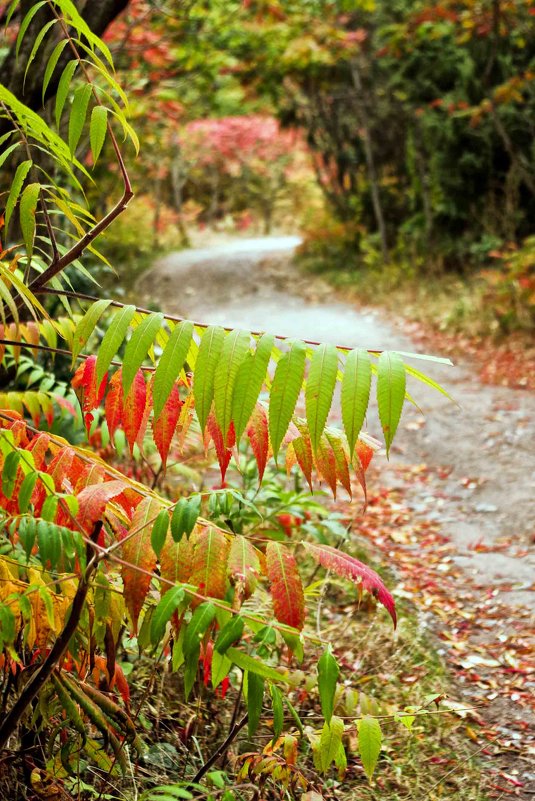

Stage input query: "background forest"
[{"left": 0, "top": 2, "right": 534, "bottom": 801}]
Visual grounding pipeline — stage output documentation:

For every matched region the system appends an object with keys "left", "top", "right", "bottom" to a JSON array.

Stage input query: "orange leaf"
[
  {"left": 189, "top": 525, "right": 230, "bottom": 602},
  {"left": 121, "top": 496, "right": 161, "bottom": 632},
  {"left": 247, "top": 403, "right": 269, "bottom": 481},
  {"left": 72, "top": 355, "right": 107, "bottom": 415},
  {"left": 265, "top": 542, "right": 305, "bottom": 631},
  {"left": 105, "top": 369, "right": 124, "bottom": 441},
  {"left": 315, "top": 435, "right": 338, "bottom": 497},
  {"left": 76, "top": 479, "right": 128, "bottom": 532},
  {"left": 292, "top": 434, "right": 313, "bottom": 491},
  {"left": 227, "top": 534, "right": 261, "bottom": 599}
]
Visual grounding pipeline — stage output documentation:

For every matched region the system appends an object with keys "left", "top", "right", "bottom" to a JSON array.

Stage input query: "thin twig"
[{"left": 188, "top": 714, "right": 248, "bottom": 787}]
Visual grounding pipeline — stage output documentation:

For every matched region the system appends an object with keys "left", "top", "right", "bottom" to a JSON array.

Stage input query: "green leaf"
[
  {"left": 225, "top": 648, "right": 289, "bottom": 684},
  {"left": 271, "top": 684, "right": 284, "bottom": 742},
  {"left": 211, "top": 650, "right": 231, "bottom": 689},
  {"left": 341, "top": 349, "right": 371, "bottom": 459},
  {"left": 317, "top": 647, "right": 339, "bottom": 724},
  {"left": 71, "top": 299, "right": 112, "bottom": 367},
  {"left": 42, "top": 38, "right": 69, "bottom": 102},
  {"left": 183, "top": 602, "right": 216, "bottom": 699},
  {"left": 95, "top": 304, "right": 136, "bottom": 384},
  {"left": 153, "top": 321, "right": 193, "bottom": 420},
  {"left": 5, "top": 159, "right": 32, "bottom": 231},
  {"left": 232, "top": 332, "right": 274, "bottom": 440},
  {"left": 306, "top": 343, "right": 338, "bottom": 452},
  {"left": 183, "top": 602, "right": 216, "bottom": 660},
  {"left": 319, "top": 715, "right": 344, "bottom": 773},
  {"left": 214, "top": 615, "right": 244, "bottom": 654},
  {"left": 247, "top": 671, "right": 264, "bottom": 737},
  {"left": 24, "top": 18, "right": 57, "bottom": 85},
  {"left": 19, "top": 182, "right": 41, "bottom": 260},
  {"left": 18, "top": 518, "right": 36, "bottom": 559},
  {"left": 2, "top": 450, "right": 20, "bottom": 499},
  {"left": 122, "top": 312, "right": 164, "bottom": 395},
  {"left": 55, "top": 60, "right": 78, "bottom": 129},
  {"left": 193, "top": 326, "right": 225, "bottom": 433},
  {"left": 269, "top": 340, "right": 306, "bottom": 458},
  {"left": 170, "top": 496, "right": 200, "bottom": 543},
  {"left": 89, "top": 105, "right": 108, "bottom": 164},
  {"left": 18, "top": 472, "right": 38, "bottom": 513},
  {"left": 150, "top": 510, "right": 170, "bottom": 559},
  {"left": 0, "top": 142, "right": 20, "bottom": 169},
  {"left": 357, "top": 715, "right": 382, "bottom": 780},
  {"left": 214, "top": 330, "right": 250, "bottom": 439},
  {"left": 15, "top": 1, "right": 47, "bottom": 56},
  {"left": 68, "top": 83, "right": 93, "bottom": 155},
  {"left": 403, "top": 363, "right": 457, "bottom": 404},
  {"left": 376, "top": 351, "right": 406, "bottom": 457},
  {"left": 150, "top": 586, "right": 185, "bottom": 646}
]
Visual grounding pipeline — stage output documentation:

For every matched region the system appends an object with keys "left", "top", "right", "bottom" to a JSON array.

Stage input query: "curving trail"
[{"left": 139, "top": 236, "right": 535, "bottom": 793}]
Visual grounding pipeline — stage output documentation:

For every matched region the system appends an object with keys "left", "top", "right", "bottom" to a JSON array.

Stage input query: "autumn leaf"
[{"left": 266, "top": 541, "right": 305, "bottom": 631}]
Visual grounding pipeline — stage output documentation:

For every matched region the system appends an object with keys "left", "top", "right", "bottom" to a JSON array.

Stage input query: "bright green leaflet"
[
  {"left": 247, "top": 672, "right": 264, "bottom": 737},
  {"left": 19, "top": 182, "right": 41, "bottom": 260},
  {"left": 71, "top": 299, "right": 112, "bottom": 366},
  {"left": 55, "top": 60, "right": 78, "bottom": 129},
  {"left": 193, "top": 325, "right": 225, "bottom": 433},
  {"left": 122, "top": 312, "right": 164, "bottom": 395},
  {"left": 317, "top": 646, "right": 339, "bottom": 724},
  {"left": 150, "top": 586, "right": 185, "bottom": 646},
  {"left": 319, "top": 715, "right": 344, "bottom": 773},
  {"left": 95, "top": 304, "right": 136, "bottom": 384},
  {"left": 24, "top": 18, "right": 57, "bottom": 84},
  {"left": 150, "top": 510, "right": 170, "bottom": 560},
  {"left": 225, "top": 647, "right": 290, "bottom": 684},
  {"left": 42, "top": 39, "right": 69, "bottom": 102},
  {"left": 68, "top": 83, "right": 93, "bottom": 155},
  {"left": 270, "top": 684, "right": 284, "bottom": 742},
  {"left": 358, "top": 715, "right": 382, "bottom": 780},
  {"left": 213, "top": 329, "right": 250, "bottom": 439},
  {"left": 153, "top": 320, "right": 193, "bottom": 420},
  {"left": 305, "top": 343, "right": 338, "bottom": 452},
  {"left": 341, "top": 348, "right": 371, "bottom": 459},
  {"left": 269, "top": 339, "right": 307, "bottom": 458},
  {"left": 377, "top": 351, "right": 406, "bottom": 457},
  {"left": 231, "top": 332, "right": 274, "bottom": 440},
  {"left": 89, "top": 105, "right": 108, "bottom": 163},
  {"left": 5, "top": 159, "right": 32, "bottom": 231}
]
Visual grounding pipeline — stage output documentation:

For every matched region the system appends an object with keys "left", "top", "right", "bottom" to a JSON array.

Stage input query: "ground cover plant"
[{"left": 0, "top": 3, "right": 489, "bottom": 799}]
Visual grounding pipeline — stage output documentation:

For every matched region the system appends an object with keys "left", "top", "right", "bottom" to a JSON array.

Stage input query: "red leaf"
[
  {"left": 72, "top": 355, "right": 107, "bottom": 415},
  {"left": 265, "top": 542, "right": 305, "bottom": 631},
  {"left": 123, "top": 369, "right": 147, "bottom": 454},
  {"left": 121, "top": 496, "right": 161, "bottom": 632},
  {"left": 105, "top": 369, "right": 124, "bottom": 441},
  {"left": 207, "top": 412, "right": 235, "bottom": 483},
  {"left": 153, "top": 382, "right": 182, "bottom": 467},
  {"left": 76, "top": 479, "right": 128, "bottom": 532},
  {"left": 302, "top": 542, "right": 396, "bottom": 627},
  {"left": 354, "top": 439, "right": 374, "bottom": 508},
  {"left": 247, "top": 403, "right": 269, "bottom": 481}
]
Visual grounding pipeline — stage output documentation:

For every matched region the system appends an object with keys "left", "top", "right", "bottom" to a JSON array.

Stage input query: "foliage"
[{"left": 0, "top": 3, "right": 457, "bottom": 799}]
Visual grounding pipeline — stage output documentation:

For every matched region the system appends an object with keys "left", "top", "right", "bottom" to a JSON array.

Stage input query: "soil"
[{"left": 138, "top": 235, "right": 535, "bottom": 797}]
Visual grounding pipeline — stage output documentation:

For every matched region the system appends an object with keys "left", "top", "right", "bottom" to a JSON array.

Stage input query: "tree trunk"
[
  {"left": 349, "top": 60, "right": 389, "bottom": 262},
  {"left": 0, "top": 0, "right": 130, "bottom": 139}
]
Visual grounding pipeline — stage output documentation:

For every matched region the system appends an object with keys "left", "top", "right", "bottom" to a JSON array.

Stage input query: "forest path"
[{"left": 139, "top": 236, "right": 534, "bottom": 791}]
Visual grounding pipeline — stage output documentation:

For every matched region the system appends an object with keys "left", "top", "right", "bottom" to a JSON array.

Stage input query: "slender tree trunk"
[{"left": 349, "top": 60, "right": 389, "bottom": 261}]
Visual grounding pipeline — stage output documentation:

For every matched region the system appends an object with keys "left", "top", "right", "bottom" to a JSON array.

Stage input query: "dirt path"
[{"left": 139, "top": 237, "right": 534, "bottom": 795}]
